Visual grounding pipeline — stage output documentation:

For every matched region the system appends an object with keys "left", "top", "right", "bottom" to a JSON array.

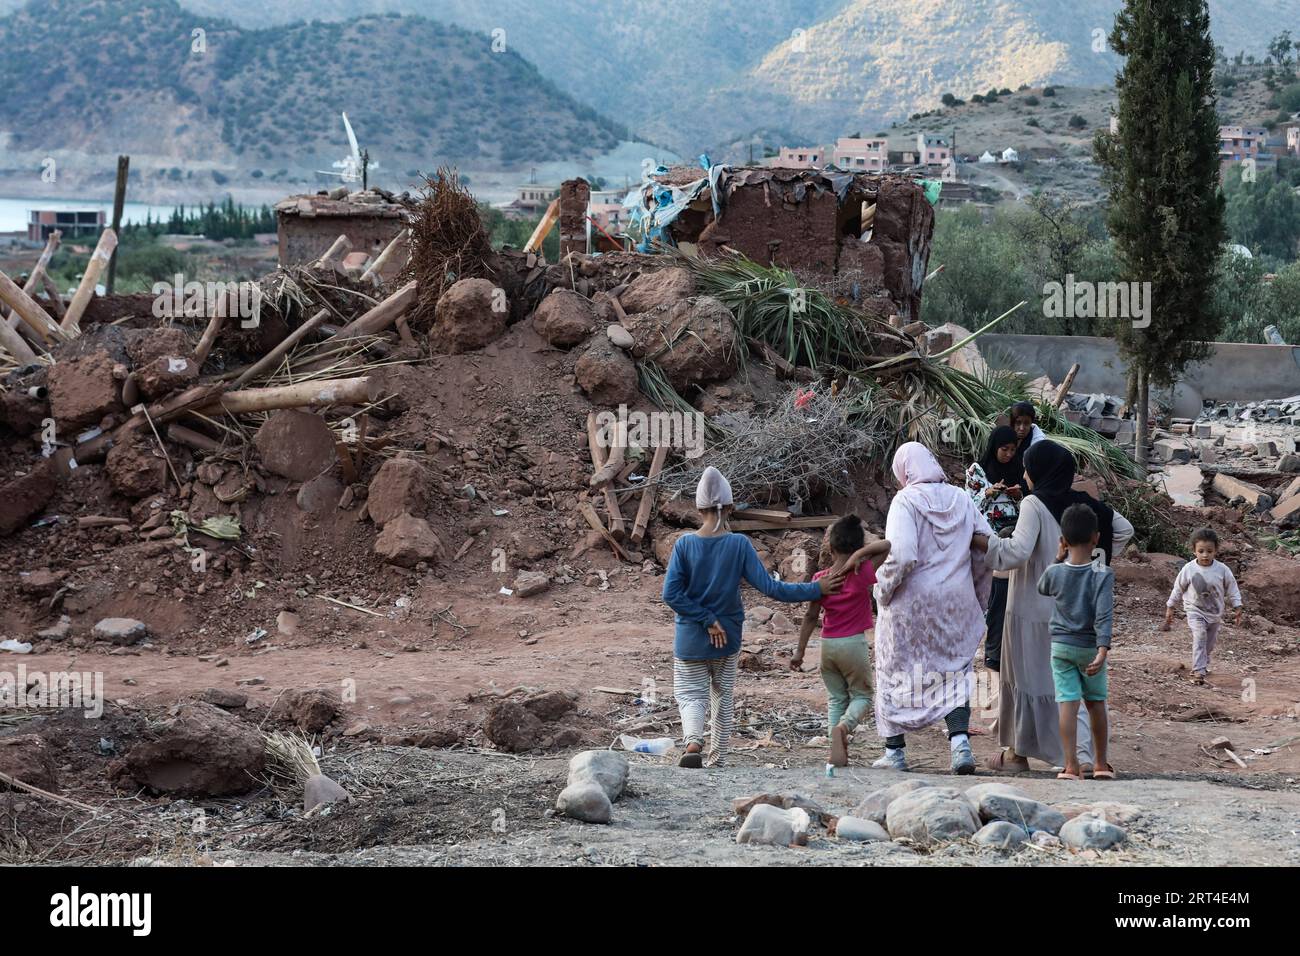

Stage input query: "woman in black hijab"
[
  {"left": 982, "top": 440, "right": 1135, "bottom": 774},
  {"left": 964, "top": 426, "right": 1022, "bottom": 670},
  {"left": 1023, "top": 440, "right": 1115, "bottom": 562}
]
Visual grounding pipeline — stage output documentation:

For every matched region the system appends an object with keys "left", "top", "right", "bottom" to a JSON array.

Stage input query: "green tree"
[
  {"left": 1223, "top": 167, "right": 1300, "bottom": 259},
  {"left": 1094, "top": 0, "right": 1226, "bottom": 467}
]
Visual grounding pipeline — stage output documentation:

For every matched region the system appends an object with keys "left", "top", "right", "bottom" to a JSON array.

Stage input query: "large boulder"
[
  {"left": 521, "top": 690, "right": 577, "bottom": 722},
  {"left": 105, "top": 431, "right": 168, "bottom": 499},
  {"left": 47, "top": 351, "right": 122, "bottom": 427},
  {"left": 484, "top": 700, "right": 547, "bottom": 753},
  {"left": 574, "top": 335, "right": 640, "bottom": 406},
  {"left": 885, "top": 786, "right": 981, "bottom": 845},
  {"left": 254, "top": 409, "right": 337, "bottom": 481},
  {"left": 0, "top": 734, "right": 59, "bottom": 791},
  {"left": 113, "top": 700, "right": 265, "bottom": 797},
  {"left": 622, "top": 296, "right": 738, "bottom": 391},
  {"left": 92, "top": 617, "right": 148, "bottom": 646},
  {"left": 961, "top": 781, "right": 1032, "bottom": 813},
  {"left": 135, "top": 354, "right": 199, "bottom": 401},
  {"left": 1240, "top": 553, "right": 1300, "bottom": 624},
  {"left": 853, "top": 780, "right": 931, "bottom": 827},
  {"left": 0, "top": 461, "right": 56, "bottom": 536},
  {"left": 555, "top": 750, "right": 629, "bottom": 824},
  {"left": 533, "top": 289, "right": 596, "bottom": 348},
  {"left": 430, "top": 278, "right": 507, "bottom": 354},
  {"left": 367, "top": 458, "right": 429, "bottom": 528},
  {"left": 373, "top": 514, "right": 443, "bottom": 568},
  {"left": 620, "top": 268, "right": 694, "bottom": 314},
  {"left": 288, "top": 688, "right": 342, "bottom": 734}
]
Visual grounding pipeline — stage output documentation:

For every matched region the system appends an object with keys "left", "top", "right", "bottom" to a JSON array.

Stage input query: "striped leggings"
[{"left": 673, "top": 653, "right": 739, "bottom": 767}]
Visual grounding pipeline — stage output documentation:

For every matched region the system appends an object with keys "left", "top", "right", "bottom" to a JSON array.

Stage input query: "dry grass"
[{"left": 401, "top": 167, "right": 497, "bottom": 329}]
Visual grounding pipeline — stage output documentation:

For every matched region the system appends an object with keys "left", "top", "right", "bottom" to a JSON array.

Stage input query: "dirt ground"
[
  {"left": 3, "top": 238, "right": 1299, "bottom": 866},
  {"left": 5, "top": 544, "right": 1300, "bottom": 866}
]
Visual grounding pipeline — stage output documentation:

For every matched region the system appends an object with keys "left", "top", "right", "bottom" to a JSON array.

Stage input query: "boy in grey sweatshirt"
[{"left": 1036, "top": 503, "right": 1115, "bottom": 780}]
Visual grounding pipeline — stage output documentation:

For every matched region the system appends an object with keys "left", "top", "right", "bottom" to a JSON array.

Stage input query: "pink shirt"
[{"left": 813, "top": 563, "right": 877, "bottom": 638}]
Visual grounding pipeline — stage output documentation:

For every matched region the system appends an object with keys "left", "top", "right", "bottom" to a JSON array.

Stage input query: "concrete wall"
[{"left": 978, "top": 334, "right": 1300, "bottom": 417}]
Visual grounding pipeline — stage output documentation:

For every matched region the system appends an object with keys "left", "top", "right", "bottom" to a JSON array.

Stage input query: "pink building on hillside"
[
  {"left": 775, "top": 145, "right": 825, "bottom": 167},
  {"left": 916, "top": 133, "right": 951, "bottom": 166},
  {"left": 588, "top": 201, "right": 626, "bottom": 234},
  {"left": 828, "top": 137, "right": 888, "bottom": 171},
  {"left": 1219, "top": 125, "right": 1267, "bottom": 161}
]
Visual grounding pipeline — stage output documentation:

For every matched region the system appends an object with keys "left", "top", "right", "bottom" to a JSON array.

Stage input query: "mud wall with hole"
[
  {"left": 979, "top": 334, "right": 1300, "bottom": 416},
  {"left": 683, "top": 173, "right": 935, "bottom": 324}
]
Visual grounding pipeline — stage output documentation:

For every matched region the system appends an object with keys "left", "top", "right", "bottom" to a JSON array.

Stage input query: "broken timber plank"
[
  {"left": 585, "top": 412, "right": 624, "bottom": 534},
  {"left": 0, "top": 267, "right": 64, "bottom": 344},
  {"left": 730, "top": 515, "right": 838, "bottom": 532},
  {"left": 1053, "top": 363, "right": 1081, "bottom": 408},
  {"left": 737, "top": 507, "right": 792, "bottom": 523},
  {"left": 579, "top": 501, "right": 630, "bottom": 561},
  {"left": 631, "top": 444, "right": 669, "bottom": 544},
  {"left": 5, "top": 229, "right": 60, "bottom": 327},
  {"left": 334, "top": 281, "right": 417, "bottom": 339},
  {"left": 524, "top": 199, "right": 560, "bottom": 254},
  {"left": 60, "top": 228, "right": 117, "bottom": 335}
]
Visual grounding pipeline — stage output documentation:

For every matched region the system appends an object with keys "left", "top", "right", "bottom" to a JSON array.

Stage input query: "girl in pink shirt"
[{"left": 792, "top": 515, "right": 892, "bottom": 767}]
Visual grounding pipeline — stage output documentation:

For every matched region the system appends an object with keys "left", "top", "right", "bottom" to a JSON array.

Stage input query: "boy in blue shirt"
[
  {"left": 663, "top": 467, "right": 845, "bottom": 768},
  {"left": 1036, "top": 503, "right": 1115, "bottom": 781}
]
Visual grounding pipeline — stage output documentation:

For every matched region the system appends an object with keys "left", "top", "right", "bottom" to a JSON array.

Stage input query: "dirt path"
[{"left": 9, "top": 554, "right": 1300, "bottom": 866}]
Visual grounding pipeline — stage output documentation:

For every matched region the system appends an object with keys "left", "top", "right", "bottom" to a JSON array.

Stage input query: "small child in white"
[{"left": 1162, "top": 527, "right": 1243, "bottom": 683}]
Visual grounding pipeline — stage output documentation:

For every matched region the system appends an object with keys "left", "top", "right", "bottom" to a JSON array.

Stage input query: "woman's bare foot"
[
  {"left": 830, "top": 724, "right": 849, "bottom": 767},
  {"left": 678, "top": 742, "right": 703, "bottom": 768}
]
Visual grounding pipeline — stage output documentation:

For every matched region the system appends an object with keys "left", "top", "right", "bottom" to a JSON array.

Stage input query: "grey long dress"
[{"left": 985, "top": 495, "right": 1134, "bottom": 765}]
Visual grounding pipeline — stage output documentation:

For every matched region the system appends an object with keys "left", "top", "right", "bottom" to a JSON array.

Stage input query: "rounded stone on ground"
[
  {"left": 885, "top": 786, "right": 980, "bottom": 845},
  {"left": 567, "top": 750, "right": 629, "bottom": 801},
  {"left": 92, "top": 617, "right": 148, "bottom": 645},
  {"left": 973, "top": 820, "right": 1029, "bottom": 851},
  {"left": 556, "top": 782, "right": 612, "bottom": 823},
  {"left": 835, "top": 816, "right": 889, "bottom": 842},
  {"left": 1060, "top": 814, "right": 1127, "bottom": 851},
  {"left": 736, "top": 803, "right": 810, "bottom": 846},
  {"left": 303, "top": 773, "right": 351, "bottom": 813},
  {"left": 976, "top": 792, "right": 1067, "bottom": 835},
  {"left": 853, "top": 779, "right": 930, "bottom": 826}
]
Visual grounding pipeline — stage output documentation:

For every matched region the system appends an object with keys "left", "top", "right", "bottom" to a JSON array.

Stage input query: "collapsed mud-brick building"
[
  {"left": 626, "top": 166, "right": 938, "bottom": 324},
  {"left": 275, "top": 189, "right": 411, "bottom": 280}
]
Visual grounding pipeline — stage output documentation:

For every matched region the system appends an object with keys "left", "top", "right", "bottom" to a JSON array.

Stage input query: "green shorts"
[{"left": 1050, "top": 642, "right": 1108, "bottom": 703}]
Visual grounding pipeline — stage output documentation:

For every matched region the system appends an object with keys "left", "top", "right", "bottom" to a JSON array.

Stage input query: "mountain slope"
[
  {"left": 169, "top": 0, "right": 1300, "bottom": 153},
  {"left": 0, "top": 0, "right": 627, "bottom": 171}
]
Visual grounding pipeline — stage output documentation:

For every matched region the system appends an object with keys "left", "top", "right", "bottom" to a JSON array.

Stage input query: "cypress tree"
[{"left": 1094, "top": 0, "right": 1226, "bottom": 466}]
